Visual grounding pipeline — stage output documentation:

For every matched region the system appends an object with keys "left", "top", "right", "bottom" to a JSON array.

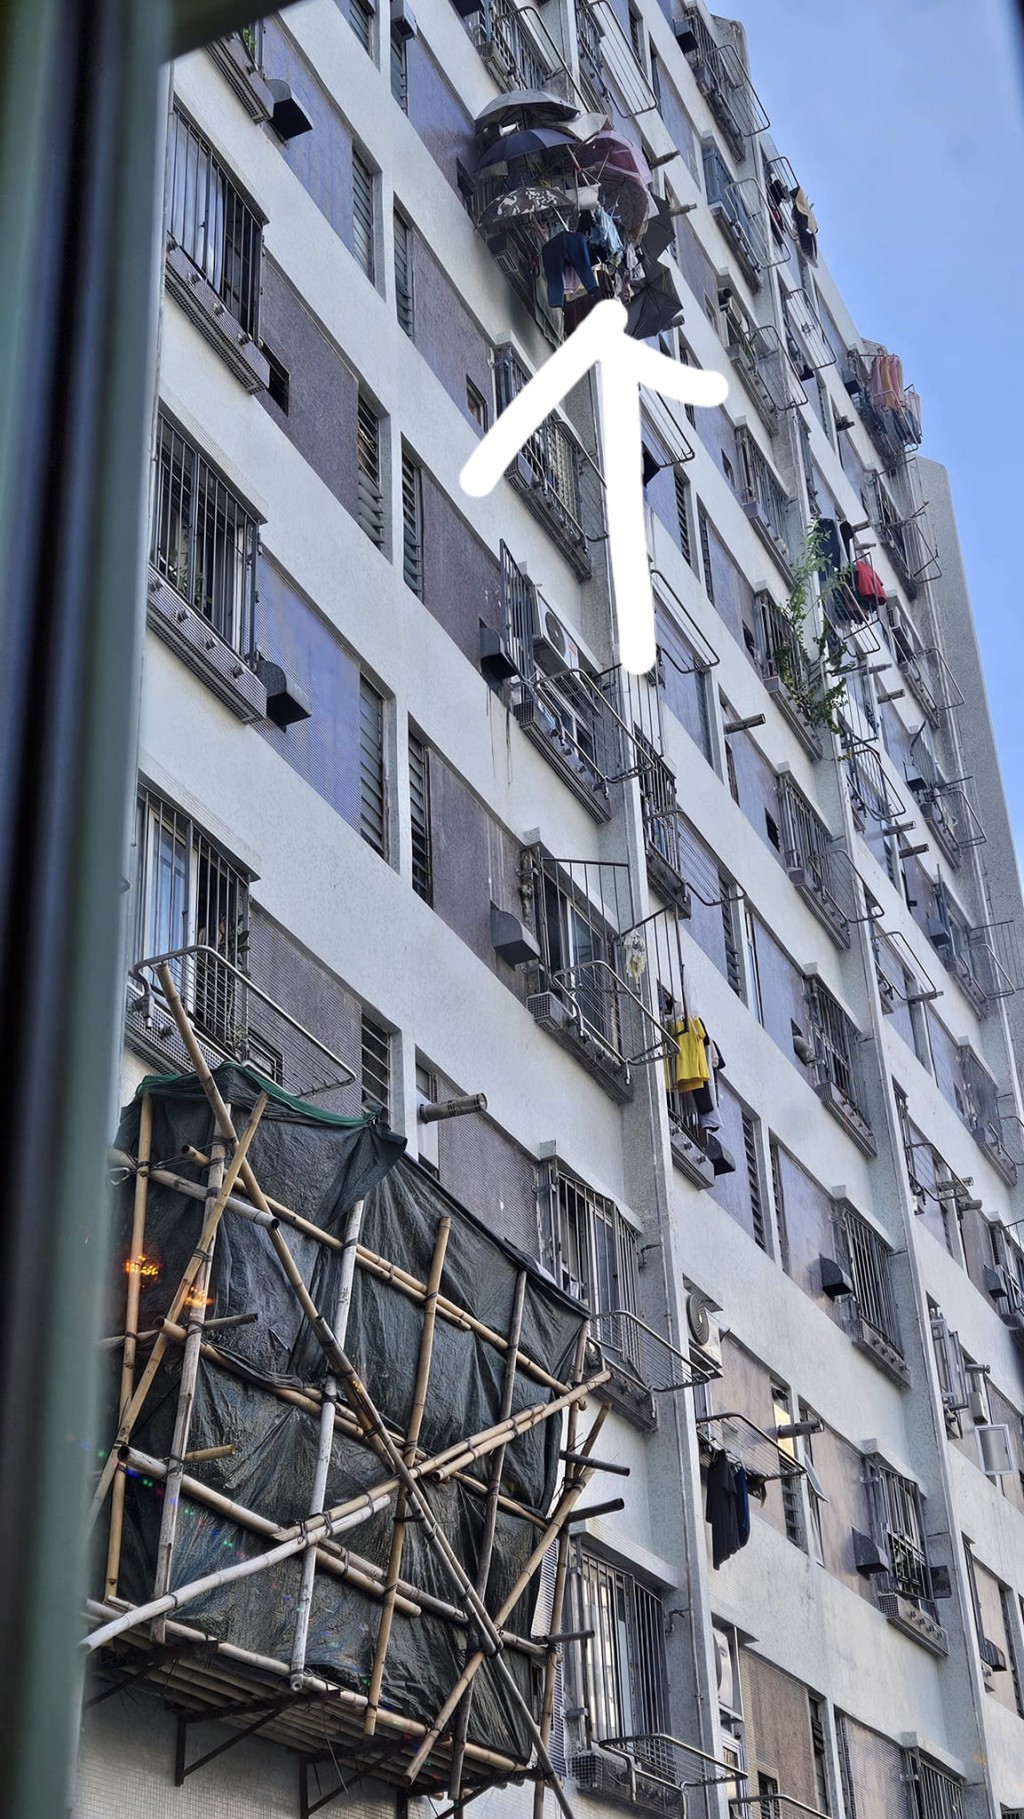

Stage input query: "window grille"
[
  {"left": 133, "top": 790, "right": 250, "bottom": 1044},
  {"left": 697, "top": 499, "right": 715, "bottom": 603},
  {"left": 674, "top": 470, "right": 693, "bottom": 567},
  {"left": 720, "top": 886, "right": 742, "bottom": 996},
  {"left": 493, "top": 345, "right": 590, "bottom": 570},
  {"left": 165, "top": 107, "right": 262, "bottom": 337},
  {"left": 905, "top": 1753, "right": 963, "bottom": 1819},
  {"left": 360, "top": 1010, "right": 391, "bottom": 1115},
  {"left": 565, "top": 1548, "right": 667, "bottom": 1755},
  {"left": 742, "top": 1112, "right": 767, "bottom": 1251},
  {"left": 150, "top": 414, "right": 257, "bottom": 655},
  {"left": 867, "top": 1462, "right": 933, "bottom": 1608},
  {"left": 408, "top": 732, "right": 432, "bottom": 903},
  {"left": 772, "top": 1382, "right": 804, "bottom": 1548},
  {"left": 401, "top": 449, "right": 424, "bottom": 596},
  {"left": 835, "top": 1717, "right": 857, "bottom": 1819},
  {"left": 701, "top": 143, "right": 769, "bottom": 286},
  {"left": 394, "top": 212, "right": 414, "bottom": 335},
  {"left": 736, "top": 426, "right": 794, "bottom": 559},
  {"left": 834, "top": 1202, "right": 901, "bottom": 1354},
  {"left": 776, "top": 774, "right": 853, "bottom": 946},
  {"left": 390, "top": 28, "right": 409, "bottom": 108},
  {"left": 352, "top": 150, "right": 376, "bottom": 279},
  {"left": 806, "top": 977, "right": 871, "bottom": 1132},
  {"left": 356, "top": 395, "right": 385, "bottom": 548},
  {"left": 348, "top": 0, "right": 373, "bottom": 54},
  {"left": 556, "top": 1170, "right": 641, "bottom": 1348},
  {"left": 359, "top": 675, "right": 388, "bottom": 856}
]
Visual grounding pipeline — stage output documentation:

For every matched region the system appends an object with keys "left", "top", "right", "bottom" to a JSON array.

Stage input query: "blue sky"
[{"left": 732, "top": 0, "right": 1024, "bottom": 852}]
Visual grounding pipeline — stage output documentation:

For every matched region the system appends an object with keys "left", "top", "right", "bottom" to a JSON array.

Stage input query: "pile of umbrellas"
[{"left": 473, "top": 89, "right": 685, "bottom": 339}]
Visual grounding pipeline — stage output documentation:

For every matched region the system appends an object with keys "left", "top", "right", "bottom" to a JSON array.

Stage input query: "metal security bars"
[
  {"left": 777, "top": 775, "right": 856, "bottom": 947},
  {"left": 356, "top": 395, "right": 385, "bottom": 548},
  {"left": 747, "top": 590, "right": 821, "bottom": 756},
  {"left": 150, "top": 415, "right": 257, "bottom": 656},
  {"left": 494, "top": 345, "right": 594, "bottom": 575},
  {"left": 735, "top": 429, "right": 796, "bottom": 570},
  {"left": 352, "top": 150, "right": 376, "bottom": 280},
  {"left": 957, "top": 1046, "right": 1017, "bottom": 1184},
  {"left": 408, "top": 732, "right": 432, "bottom": 903},
  {"left": 472, "top": 0, "right": 575, "bottom": 98},
  {"left": 566, "top": 1550, "right": 668, "bottom": 1758},
  {"left": 131, "top": 791, "right": 249, "bottom": 991},
  {"left": 721, "top": 310, "right": 789, "bottom": 431},
  {"left": 165, "top": 107, "right": 262, "bottom": 338},
  {"left": 867, "top": 475, "right": 937, "bottom": 599},
  {"left": 865, "top": 1461, "right": 933, "bottom": 1605},
  {"left": 394, "top": 212, "right": 414, "bottom": 335},
  {"left": 702, "top": 146, "right": 769, "bottom": 288},
  {"left": 555, "top": 1170, "right": 641, "bottom": 1344},
  {"left": 676, "top": 7, "right": 769, "bottom": 161},
  {"left": 401, "top": 449, "right": 424, "bottom": 596},
  {"left": 359, "top": 675, "right": 388, "bottom": 857},
  {"left": 805, "top": 978, "right": 874, "bottom": 1153},
  {"left": 905, "top": 1754, "right": 964, "bottom": 1819},
  {"left": 833, "top": 1201, "right": 903, "bottom": 1358}
]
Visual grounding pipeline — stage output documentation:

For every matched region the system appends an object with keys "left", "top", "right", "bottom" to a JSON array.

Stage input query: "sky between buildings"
[{"left": 729, "top": 0, "right": 1024, "bottom": 856}]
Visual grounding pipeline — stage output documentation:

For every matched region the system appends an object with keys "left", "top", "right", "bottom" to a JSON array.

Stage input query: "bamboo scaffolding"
[
  {"left": 89, "top": 1089, "right": 270, "bottom": 1523},
  {"left": 104, "top": 1092, "right": 153, "bottom": 1599},
  {"left": 364, "top": 1216, "right": 451, "bottom": 1734},
  {"left": 85, "top": 1369, "right": 605, "bottom": 1654},
  {"left": 404, "top": 1402, "right": 608, "bottom": 1786},
  {"left": 447, "top": 1268, "right": 528, "bottom": 1798},
  {"left": 290, "top": 1198, "right": 368, "bottom": 1686},
  {"left": 534, "top": 1328, "right": 590, "bottom": 1819}
]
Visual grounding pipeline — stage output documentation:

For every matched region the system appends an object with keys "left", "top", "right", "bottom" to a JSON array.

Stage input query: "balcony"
[
  {"left": 957, "top": 1046, "right": 1018, "bottom": 1185},
  {"left": 703, "top": 147, "right": 770, "bottom": 289},
  {"left": 832, "top": 1199, "right": 910, "bottom": 1387},
  {"left": 675, "top": 7, "right": 769, "bottom": 163},
  {"left": 843, "top": 347, "right": 922, "bottom": 464},
  {"left": 472, "top": 0, "right": 575, "bottom": 99},
  {"left": 735, "top": 429, "right": 797, "bottom": 574},
  {"left": 777, "top": 775, "right": 857, "bottom": 948},
  {"left": 721, "top": 309, "right": 789, "bottom": 433},
  {"left": 593, "top": 1737, "right": 747, "bottom": 1815},
  {"left": 494, "top": 345, "right": 596, "bottom": 574},
  {"left": 746, "top": 590, "right": 822, "bottom": 757},
  {"left": 805, "top": 977, "right": 876, "bottom": 1155},
  {"left": 127, "top": 942, "right": 357, "bottom": 1104},
  {"left": 575, "top": 0, "right": 658, "bottom": 118}
]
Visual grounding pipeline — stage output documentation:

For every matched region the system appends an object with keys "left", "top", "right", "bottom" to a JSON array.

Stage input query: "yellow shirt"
[{"left": 665, "top": 1016, "right": 709, "bottom": 1092}]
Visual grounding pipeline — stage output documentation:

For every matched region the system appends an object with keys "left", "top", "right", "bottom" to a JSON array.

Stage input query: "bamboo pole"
[
  {"left": 289, "top": 1198, "right": 368, "bottom": 1686},
  {"left": 364, "top": 1216, "right": 451, "bottom": 1734},
  {"left": 88, "top": 1089, "right": 270, "bottom": 1523},
  {"left": 534, "top": 1329, "right": 590, "bottom": 1819},
  {"left": 447, "top": 1269, "right": 528, "bottom": 1798},
  {"left": 104, "top": 1092, "right": 153, "bottom": 1599},
  {"left": 108, "top": 1151, "right": 279, "bottom": 1229},
  {"left": 150, "top": 1128, "right": 227, "bottom": 1643},
  {"left": 404, "top": 1402, "right": 608, "bottom": 1786},
  {"left": 84, "top": 1370, "right": 607, "bottom": 1654}
]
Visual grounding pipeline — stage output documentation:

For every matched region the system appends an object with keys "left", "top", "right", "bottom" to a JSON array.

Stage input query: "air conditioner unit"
[
  {"left": 984, "top": 1263, "right": 1010, "bottom": 1302},
  {"left": 685, "top": 1291, "right": 721, "bottom": 1368},
  {"left": 390, "top": 0, "right": 417, "bottom": 37},
  {"left": 820, "top": 1255, "right": 856, "bottom": 1300},
  {"left": 852, "top": 1528, "right": 890, "bottom": 1577},
  {"left": 527, "top": 991, "right": 575, "bottom": 1033},
  {"left": 534, "top": 604, "right": 581, "bottom": 677}
]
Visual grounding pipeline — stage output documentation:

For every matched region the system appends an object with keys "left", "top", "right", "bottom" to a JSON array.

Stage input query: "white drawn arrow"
[{"left": 460, "top": 299, "right": 729, "bottom": 675}]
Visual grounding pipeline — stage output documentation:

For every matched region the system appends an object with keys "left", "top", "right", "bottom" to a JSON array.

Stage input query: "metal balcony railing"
[
  {"left": 494, "top": 345, "right": 597, "bottom": 573},
  {"left": 579, "top": 0, "right": 658, "bottom": 117},
  {"left": 590, "top": 1310, "right": 719, "bottom": 1393},
  {"left": 703, "top": 147, "right": 770, "bottom": 288},
  {"left": 723, "top": 317, "right": 789, "bottom": 430},
  {"left": 838, "top": 733, "right": 907, "bottom": 828},
  {"left": 843, "top": 348, "right": 922, "bottom": 463},
  {"left": 730, "top": 1794, "right": 828, "bottom": 1819},
  {"left": 868, "top": 477, "right": 938, "bottom": 599},
  {"left": 806, "top": 977, "right": 875, "bottom": 1150},
  {"left": 782, "top": 287, "right": 835, "bottom": 376},
  {"left": 900, "top": 645, "right": 964, "bottom": 725},
  {"left": 958, "top": 1046, "right": 1018, "bottom": 1183},
  {"left": 693, "top": 1412, "right": 805, "bottom": 1483},
  {"left": 600, "top": 1736, "right": 747, "bottom": 1796},
  {"left": 128, "top": 944, "right": 357, "bottom": 1100},
  {"left": 777, "top": 775, "right": 856, "bottom": 947},
  {"left": 736, "top": 429, "right": 796, "bottom": 569},
  {"left": 747, "top": 589, "right": 820, "bottom": 753},
  {"left": 676, "top": 6, "right": 768, "bottom": 161},
  {"left": 472, "top": 0, "right": 567, "bottom": 96}
]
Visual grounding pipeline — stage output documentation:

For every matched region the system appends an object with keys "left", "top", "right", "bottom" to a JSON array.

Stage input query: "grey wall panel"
[
  {"left": 420, "top": 474, "right": 503, "bottom": 664},
  {"left": 406, "top": 37, "right": 474, "bottom": 191},
  {"left": 437, "top": 1117, "right": 539, "bottom": 1257},
  {"left": 262, "top": 18, "right": 353, "bottom": 243},
  {"left": 409, "top": 236, "right": 492, "bottom": 428},
  {"left": 256, "top": 557, "right": 363, "bottom": 831},
  {"left": 258, "top": 262, "right": 359, "bottom": 514}
]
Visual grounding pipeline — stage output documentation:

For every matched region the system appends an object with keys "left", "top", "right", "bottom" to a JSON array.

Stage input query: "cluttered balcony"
[
  {"left": 843, "top": 346, "right": 922, "bottom": 463},
  {"left": 703, "top": 145, "right": 770, "bottom": 291},
  {"left": 777, "top": 774, "right": 860, "bottom": 949},
  {"left": 470, "top": 86, "right": 686, "bottom": 349},
  {"left": 745, "top": 590, "right": 822, "bottom": 757},
  {"left": 958, "top": 1045, "right": 1020, "bottom": 1185},
  {"left": 673, "top": 7, "right": 769, "bottom": 163}
]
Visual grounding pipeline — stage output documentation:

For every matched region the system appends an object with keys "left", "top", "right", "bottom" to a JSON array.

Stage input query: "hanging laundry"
[
  {"left": 705, "top": 1448, "right": 750, "bottom": 1568},
  {"left": 666, "top": 1015, "right": 709, "bottom": 1093},
  {"left": 541, "top": 231, "right": 598, "bottom": 309},
  {"left": 852, "top": 558, "right": 886, "bottom": 607}
]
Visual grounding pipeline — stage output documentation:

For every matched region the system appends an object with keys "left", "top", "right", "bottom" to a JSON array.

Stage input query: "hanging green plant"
[{"left": 772, "top": 523, "right": 860, "bottom": 732}]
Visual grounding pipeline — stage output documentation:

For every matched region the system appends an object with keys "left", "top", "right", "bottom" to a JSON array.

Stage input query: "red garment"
[{"left": 853, "top": 559, "right": 886, "bottom": 605}]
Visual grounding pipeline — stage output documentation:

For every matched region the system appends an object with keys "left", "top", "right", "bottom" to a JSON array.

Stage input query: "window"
[
  {"left": 132, "top": 790, "right": 250, "bottom": 1043},
  {"left": 675, "top": 470, "right": 693, "bottom": 567},
  {"left": 720, "top": 885, "right": 743, "bottom": 997},
  {"left": 769, "top": 1139, "right": 790, "bottom": 1271},
  {"left": 348, "top": 0, "right": 374, "bottom": 55},
  {"left": 360, "top": 1010, "right": 391, "bottom": 1116},
  {"left": 627, "top": 3, "right": 645, "bottom": 67},
  {"left": 356, "top": 394, "right": 385, "bottom": 548},
  {"left": 416, "top": 1060, "right": 439, "bottom": 1174},
  {"left": 165, "top": 107, "right": 263, "bottom": 337},
  {"left": 805, "top": 977, "right": 872, "bottom": 1137},
  {"left": 390, "top": 27, "right": 409, "bottom": 108},
  {"left": 697, "top": 499, "right": 715, "bottom": 603},
  {"left": 466, "top": 378, "right": 488, "bottom": 431},
  {"left": 408, "top": 731, "right": 432, "bottom": 903},
  {"left": 800, "top": 1405, "right": 826, "bottom": 1565},
  {"left": 359, "top": 675, "right": 388, "bottom": 856},
  {"left": 905, "top": 1753, "right": 963, "bottom": 1819},
  {"left": 742, "top": 1111, "right": 768, "bottom": 1252},
  {"left": 866, "top": 1460, "right": 935, "bottom": 1610},
  {"left": 566, "top": 1548, "right": 667, "bottom": 1755},
  {"left": 834, "top": 1202, "right": 902, "bottom": 1357},
  {"left": 401, "top": 448, "right": 424, "bottom": 596},
  {"left": 394, "top": 211, "right": 414, "bottom": 335},
  {"left": 808, "top": 1698, "right": 830, "bottom": 1813},
  {"left": 150, "top": 414, "right": 257, "bottom": 655},
  {"left": 743, "top": 907, "right": 764, "bottom": 1025},
  {"left": 351, "top": 149, "right": 376, "bottom": 280},
  {"left": 835, "top": 1717, "right": 857, "bottom": 1819},
  {"left": 536, "top": 860, "right": 623, "bottom": 1052},
  {"left": 771, "top": 1382, "right": 805, "bottom": 1548},
  {"left": 493, "top": 343, "right": 590, "bottom": 572},
  {"left": 263, "top": 344, "right": 290, "bottom": 412},
  {"left": 556, "top": 1169, "right": 640, "bottom": 1327}
]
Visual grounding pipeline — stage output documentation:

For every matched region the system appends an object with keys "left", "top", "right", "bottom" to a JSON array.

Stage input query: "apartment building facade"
[{"left": 78, "top": 3, "right": 1024, "bottom": 1817}]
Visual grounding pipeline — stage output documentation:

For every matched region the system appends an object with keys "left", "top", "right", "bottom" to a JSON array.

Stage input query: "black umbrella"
[
  {"left": 626, "top": 265, "right": 685, "bottom": 340},
  {"left": 641, "top": 194, "right": 675, "bottom": 263},
  {"left": 475, "top": 89, "right": 579, "bottom": 132},
  {"left": 476, "top": 125, "right": 578, "bottom": 171}
]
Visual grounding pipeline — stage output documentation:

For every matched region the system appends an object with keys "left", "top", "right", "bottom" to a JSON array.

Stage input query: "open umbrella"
[
  {"left": 640, "top": 193, "right": 675, "bottom": 263},
  {"left": 576, "top": 129, "right": 652, "bottom": 186},
  {"left": 475, "top": 90, "right": 579, "bottom": 132},
  {"left": 597, "top": 170, "right": 655, "bottom": 240},
  {"left": 563, "top": 110, "right": 612, "bottom": 143},
  {"left": 626, "top": 264, "right": 685, "bottom": 340},
  {"left": 479, "top": 183, "right": 580, "bottom": 228},
  {"left": 476, "top": 124, "right": 578, "bottom": 171}
]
